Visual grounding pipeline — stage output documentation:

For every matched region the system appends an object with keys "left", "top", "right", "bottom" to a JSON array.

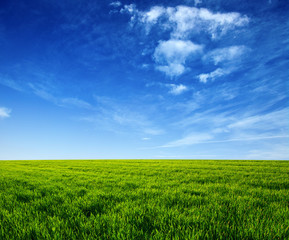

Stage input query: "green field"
[{"left": 0, "top": 160, "right": 288, "bottom": 239}]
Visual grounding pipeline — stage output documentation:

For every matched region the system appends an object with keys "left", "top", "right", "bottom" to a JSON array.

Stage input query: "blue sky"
[{"left": 0, "top": 0, "right": 288, "bottom": 160}]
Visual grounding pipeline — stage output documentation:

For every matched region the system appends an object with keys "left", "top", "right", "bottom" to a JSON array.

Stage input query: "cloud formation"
[
  {"left": 167, "top": 84, "right": 188, "bottom": 95},
  {"left": 203, "top": 45, "right": 248, "bottom": 65},
  {"left": 198, "top": 68, "right": 227, "bottom": 83},
  {"left": 154, "top": 39, "right": 203, "bottom": 76},
  {"left": 110, "top": 1, "right": 122, "bottom": 8},
  {"left": 166, "top": 6, "right": 249, "bottom": 39},
  {"left": 123, "top": 5, "right": 249, "bottom": 39},
  {"left": 121, "top": 4, "right": 249, "bottom": 77},
  {"left": 0, "top": 107, "right": 11, "bottom": 119}
]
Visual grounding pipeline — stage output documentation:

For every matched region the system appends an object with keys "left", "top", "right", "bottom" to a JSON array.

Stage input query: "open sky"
[{"left": 0, "top": 0, "right": 288, "bottom": 160}]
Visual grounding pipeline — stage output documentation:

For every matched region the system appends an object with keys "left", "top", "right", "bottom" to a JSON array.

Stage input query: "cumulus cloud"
[
  {"left": 154, "top": 39, "right": 203, "bottom": 77},
  {"left": 121, "top": 4, "right": 249, "bottom": 77},
  {"left": 156, "top": 64, "right": 185, "bottom": 76},
  {"left": 154, "top": 39, "right": 203, "bottom": 64},
  {"left": 0, "top": 107, "right": 11, "bottom": 119},
  {"left": 122, "top": 5, "right": 249, "bottom": 39},
  {"left": 141, "top": 6, "right": 165, "bottom": 24},
  {"left": 167, "top": 84, "right": 188, "bottom": 95},
  {"left": 198, "top": 68, "right": 227, "bottom": 83}
]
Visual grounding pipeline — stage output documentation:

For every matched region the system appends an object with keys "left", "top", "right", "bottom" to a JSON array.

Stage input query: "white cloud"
[
  {"left": 154, "top": 39, "right": 203, "bottom": 64},
  {"left": 124, "top": 5, "right": 249, "bottom": 39},
  {"left": 120, "top": 4, "right": 137, "bottom": 15},
  {"left": 154, "top": 39, "right": 203, "bottom": 77},
  {"left": 197, "top": 8, "right": 249, "bottom": 39},
  {"left": 198, "top": 68, "right": 227, "bottom": 83},
  {"left": 0, "top": 107, "right": 11, "bottom": 119},
  {"left": 110, "top": 1, "right": 121, "bottom": 7},
  {"left": 121, "top": 4, "right": 249, "bottom": 77},
  {"left": 166, "top": 6, "right": 200, "bottom": 39},
  {"left": 156, "top": 63, "right": 185, "bottom": 77},
  {"left": 142, "top": 137, "right": 151, "bottom": 141},
  {"left": 167, "top": 84, "right": 188, "bottom": 95},
  {"left": 146, "top": 82, "right": 189, "bottom": 95},
  {"left": 203, "top": 45, "right": 248, "bottom": 65},
  {"left": 141, "top": 6, "right": 165, "bottom": 24}
]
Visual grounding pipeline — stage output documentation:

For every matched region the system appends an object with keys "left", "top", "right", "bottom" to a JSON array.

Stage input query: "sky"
[{"left": 0, "top": 0, "right": 288, "bottom": 160}]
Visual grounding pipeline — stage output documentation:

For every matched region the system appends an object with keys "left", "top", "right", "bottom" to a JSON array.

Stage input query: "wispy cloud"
[
  {"left": 59, "top": 98, "right": 92, "bottom": 109},
  {"left": 198, "top": 68, "right": 227, "bottom": 83},
  {"left": 161, "top": 133, "right": 214, "bottom": 148},
  {"left": 197, "top": 46, "right": 249, "bottom": 83},
  {"left": 0, "top": 76, "right": 23, "bottom": 92},
  {"left": 28, "top": 82, "right": 57, "bottom": 103},
  {"left": 146, "top": 82, "right": 189, "bottom": 95},
  {"left": 110, "top": 1, "right": 122, "bottom": 8},
  {"left": 0, "top": 107, "right": 11, "bottom": 119},
  {"left": 227, "top": 108, "right": 289, "bottom": 131},
  {"left": 161, "top": 134, "right": 289, "bottom": 148},
  {"left": 203, "top": 45, "right": 249, "bottom": 65},
  {"left": 80, "top": 96, "right": 165, "bottom": 136},
  {"left": 163, "top": 99, "right": 289, "bottom": 148}
]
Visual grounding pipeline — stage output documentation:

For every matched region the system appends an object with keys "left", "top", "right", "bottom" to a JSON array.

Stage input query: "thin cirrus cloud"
[
  {"left": 163, "top": 106, "right": 289, "bottom": 149},
  {"left": 162, "top": 135, "right": 289, "bottom": 148},
  {"left": 0, "top": 107, "right": 11, "bottom": 119},
  {"left": 121, "top": 4, "right": 249, "bottom": 78},
  {"left": 203, "top": 45, "right": 249, "bottom": 65},
  {"left": 81, "top": 96, "right": 165, "bottom": 136}
]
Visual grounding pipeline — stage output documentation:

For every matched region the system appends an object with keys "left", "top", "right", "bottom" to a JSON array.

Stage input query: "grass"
[{"left": 0, "top": 160, "right": 288, "bottom": 239}]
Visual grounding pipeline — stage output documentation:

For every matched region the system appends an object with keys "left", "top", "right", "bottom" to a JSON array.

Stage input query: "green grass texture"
[{"left": 0, "top": 160, "right": 288, "bottom": 239}]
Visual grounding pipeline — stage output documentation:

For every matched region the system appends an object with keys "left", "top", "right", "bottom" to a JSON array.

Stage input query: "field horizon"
[
  {"left": 1, "top": 159, "right": 289, "bottom": 239},
  {"left": 2, "top": 159, "right": 289, "bottom": 161}
]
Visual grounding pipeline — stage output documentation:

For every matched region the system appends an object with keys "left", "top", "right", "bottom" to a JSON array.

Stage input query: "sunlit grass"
[{"left": 0, "top": 160, "right": 288, "bottom": 239}]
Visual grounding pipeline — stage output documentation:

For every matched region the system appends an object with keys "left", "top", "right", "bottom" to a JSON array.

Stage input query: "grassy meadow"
[{"left": 0, "top": 160, "right": 288, "bottom": 239}]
